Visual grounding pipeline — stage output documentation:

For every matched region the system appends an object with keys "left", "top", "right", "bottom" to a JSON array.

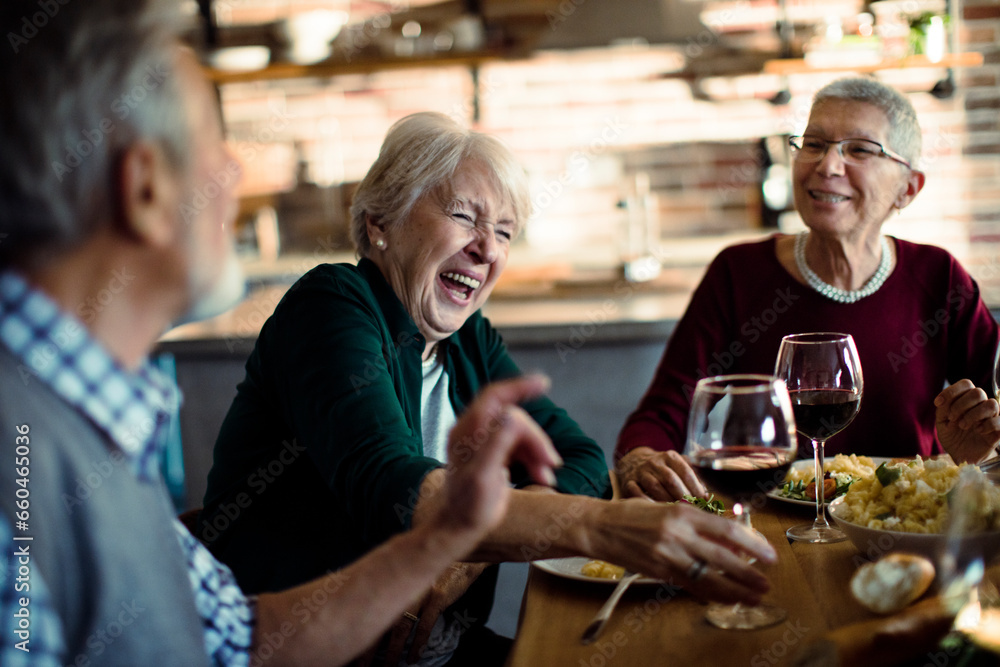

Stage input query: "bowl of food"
[{"left": 827, "top": 457, "right": 1000, "bottom": 563}]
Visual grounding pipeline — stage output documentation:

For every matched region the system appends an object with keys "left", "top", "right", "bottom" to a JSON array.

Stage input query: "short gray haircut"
[
  {"left": 350, "top": 112, "right": 531, "bottom": 258},
  {"left": 0, "top": 0, "right": 189, "bottom": 269},
  {"left": 813, "top": 77, "right": 922, "bottom": 168}
]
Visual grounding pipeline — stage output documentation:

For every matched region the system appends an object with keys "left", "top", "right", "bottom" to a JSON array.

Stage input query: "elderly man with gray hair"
[{"left": 0, "top": 1, "right": 564, "bottom": 665}]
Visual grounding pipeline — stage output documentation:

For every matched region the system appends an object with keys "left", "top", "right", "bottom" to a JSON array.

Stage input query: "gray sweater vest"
[{"left": 0, "top": 348, "right": 211, "bottom": 666}]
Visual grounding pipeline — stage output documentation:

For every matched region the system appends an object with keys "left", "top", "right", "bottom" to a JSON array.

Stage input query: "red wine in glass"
[
  {"left": 775, "top": 332, "right": 864, "bottom": 544},
  {"left": 684, "top": 374, "right": 796, "bottom": 630},
  {"left": 691, "top": 446, "right": 794, "bottom": 502},
  {"left": 789, "top": 389, "right": 861, "bottom": 441}
]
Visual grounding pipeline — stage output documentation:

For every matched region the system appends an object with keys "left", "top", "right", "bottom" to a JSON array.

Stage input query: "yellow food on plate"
[
  {"left": 840, "top": 456, "right": 1000, "bottom": 534},
  {"left": 784, "top": 453, "right": 879, "bottom": 484},
  {"left": 580, "top": 560, "right": 625, "bottom": 580}
]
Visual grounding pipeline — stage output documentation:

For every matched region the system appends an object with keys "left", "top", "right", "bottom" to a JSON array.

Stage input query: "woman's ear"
[
  {"left": 365, "top": 213, "right": 387, "bottom": 249},
  {"left": 117, "top": 140, "right": 179, "bottom": 248},
  {"left": 894, "top": 169, "right": 926, "bottom": 210}
]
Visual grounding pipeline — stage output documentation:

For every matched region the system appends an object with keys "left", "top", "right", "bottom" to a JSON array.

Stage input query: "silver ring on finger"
[{"left": 686, "top": 559, "right": 708, "bottom": 582}]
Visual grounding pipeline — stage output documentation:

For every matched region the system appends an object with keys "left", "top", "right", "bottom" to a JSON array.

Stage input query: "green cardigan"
[{"left": 201, "top": 258, "right": 609, "bottom": 594}]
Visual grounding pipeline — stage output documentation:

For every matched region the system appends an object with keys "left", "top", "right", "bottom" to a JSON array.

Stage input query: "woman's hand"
[
  {"left": 616, "top": 447, "right": 707, "bottom": 501},
  {"left": 589, "top": 499, "right": 776, "bottom": 605},
  {"left": 934, "top": 379, "right": 1000, "bottom": 463}
]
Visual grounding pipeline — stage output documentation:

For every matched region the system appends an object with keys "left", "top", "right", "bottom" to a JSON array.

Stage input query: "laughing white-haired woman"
[{"left": 203, "top": 112, "right": 776, "bottom": 666}]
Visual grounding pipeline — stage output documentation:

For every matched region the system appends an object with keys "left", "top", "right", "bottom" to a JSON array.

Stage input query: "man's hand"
[
  {"left": 935, "top": 379, "right": 1000, "bottom": 463},
  {"left": 372, "top": 562, "right": 487, "bottom": 666},
  {"left": 353, "top": 376, "right": 562, "bottom": 667},
  {"left": 437, "top": 375, "right": 563, "bottom": 538},
  {"left": 616, "top": 447, "right": 707, "bottom": 501}
]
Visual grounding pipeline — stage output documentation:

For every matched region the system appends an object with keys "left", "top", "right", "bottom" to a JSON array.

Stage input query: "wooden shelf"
[
  {"left": 210, "top": 49, "right": 987, "bottom": 85},
  {"left": 762, "top": 51, "right": 984, "bottom": 75},
  {"left": 204, "top": 49, "right": 510, "bottom": 84}
]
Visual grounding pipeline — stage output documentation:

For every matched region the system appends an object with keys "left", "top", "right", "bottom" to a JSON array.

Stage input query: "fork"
[{"left": 580, "top": 570, "right": 642, "bottom": 645}]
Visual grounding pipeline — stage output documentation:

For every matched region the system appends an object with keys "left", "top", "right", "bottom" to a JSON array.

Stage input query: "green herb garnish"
[
  {"left": 779, "top": 479, "right": 809, "bottom": 501},
  {"left": 678, "top": 494, "right": 726, "bottom": 515},
  {"left": 875, "top": 462, "right": 902, "bottom": 487},
  {"left": 834, "top": 476, "right": 856, "bottom": 497}
]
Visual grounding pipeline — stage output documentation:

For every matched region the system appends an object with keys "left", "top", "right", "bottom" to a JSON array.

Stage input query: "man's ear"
[
  {"left": 894, "top": 169, "right": 926, "bottom": 210},
  {"left": 117, "top": 141, "right": 179, "bottom": 248}
]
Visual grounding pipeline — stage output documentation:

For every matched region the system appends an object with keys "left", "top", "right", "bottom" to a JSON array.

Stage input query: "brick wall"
[
  {"left": 955, "top": 0, "right": 1000, "bottom": 303},
  {"left": 220, "top": 0, "right": 1000, "bottom": 300}
]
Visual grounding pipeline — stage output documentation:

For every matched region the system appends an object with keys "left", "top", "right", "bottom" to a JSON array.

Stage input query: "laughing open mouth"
[
  {"left": 810, "top": 190, "right": 850, "bottom": 203},
  {"left": 441, "top": 271, "right": 482, "bottom": 299}
]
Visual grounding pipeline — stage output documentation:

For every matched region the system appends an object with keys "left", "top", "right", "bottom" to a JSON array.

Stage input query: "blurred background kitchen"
[{"left": 157, "top": 0, "right": 998, "bottom": 635}]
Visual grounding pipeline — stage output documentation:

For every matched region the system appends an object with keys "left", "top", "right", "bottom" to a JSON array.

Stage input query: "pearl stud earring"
[{"left": 375, "top": 239, "right": 386, "bottom": 249}]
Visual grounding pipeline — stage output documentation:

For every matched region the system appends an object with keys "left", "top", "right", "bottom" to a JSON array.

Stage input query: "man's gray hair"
[
  {"left": 813, "top": 77, "right": 922, "bottom": 168},
  {"left": 0, "top": 0, "right": 189, "bottom": 269},
  {"left": 350, "top": 112, "right": 531, "bottom": 258}
]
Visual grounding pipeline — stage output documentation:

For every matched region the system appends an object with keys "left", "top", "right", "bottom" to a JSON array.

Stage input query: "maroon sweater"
[{"left": 618, "top": 235, "right": 999, "bottom": 460}]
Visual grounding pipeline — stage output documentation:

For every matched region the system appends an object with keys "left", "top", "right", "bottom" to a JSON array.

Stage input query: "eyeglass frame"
[{"left": 788, "top": 134, "right": 911, "bottom": 169}]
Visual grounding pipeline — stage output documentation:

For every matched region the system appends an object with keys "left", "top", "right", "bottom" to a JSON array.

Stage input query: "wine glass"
[
  {"left": 775, "top": 332, "right": 863, "bottom": 544},
  {"left": 704, "top": 503, "right": 773, "bottom": 631},
  {"left": 686, "top": 374, "right": 799, "bottom": 504},
  {"left": 685, "top": 374, "right": 798, "bottom": 630}
]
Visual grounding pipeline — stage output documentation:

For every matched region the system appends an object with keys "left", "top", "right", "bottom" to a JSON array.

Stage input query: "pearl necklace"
[{"left": 793, "top": 232, "right": 891, "bottom": 304}]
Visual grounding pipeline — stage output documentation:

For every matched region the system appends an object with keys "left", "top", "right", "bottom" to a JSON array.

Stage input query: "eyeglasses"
[{"left": 788, "top": 135, "right": 911, "bottom": 169}]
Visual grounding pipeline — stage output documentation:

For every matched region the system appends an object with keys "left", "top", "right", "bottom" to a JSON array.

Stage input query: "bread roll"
[{"left": 850, "top": 553, "right": 935, "bottom": 614}]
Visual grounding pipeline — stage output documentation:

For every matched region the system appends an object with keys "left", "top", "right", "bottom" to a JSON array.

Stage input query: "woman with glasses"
[{"left": 614, "top": 77, "right": 1000, "bottom": 502}]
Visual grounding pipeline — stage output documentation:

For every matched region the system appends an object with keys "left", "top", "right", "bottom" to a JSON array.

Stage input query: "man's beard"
[{"left": 175, "top": 246, "right": 245, "bottom": 326}]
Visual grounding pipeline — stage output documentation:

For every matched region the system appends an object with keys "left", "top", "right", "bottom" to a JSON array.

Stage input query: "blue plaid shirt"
[{"left": 0, "top": 271, "right": 255, "bottom": 665}]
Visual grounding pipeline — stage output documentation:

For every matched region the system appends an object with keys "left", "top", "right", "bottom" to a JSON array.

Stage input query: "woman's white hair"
[
  {"left": 0, "top": 0, "right": 189, "bottom": 269},
  {"left": 813, "top": 77, "right": 922, "bottom": 167},
  {"left": 350, "top": 112, "right": 531, "bottom": 258}
]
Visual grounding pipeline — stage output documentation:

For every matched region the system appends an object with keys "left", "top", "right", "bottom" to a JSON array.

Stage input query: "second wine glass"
[
  {"left": 685, "top": 374, "right": 797, "bottom": 630},
  {"left": 685, "top": 374, "right": 798, "bottom": 504},
  {"left": 775, "top": 332, "right": 863, "bottom": 544}
]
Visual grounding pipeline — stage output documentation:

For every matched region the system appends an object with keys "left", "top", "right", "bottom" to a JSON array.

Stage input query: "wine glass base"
[
  {"left": 705, "top": 602, "right": 787, "bottom": 630},
  {"left": 786, "top": 523, "right": 847, "bottom": 543}
]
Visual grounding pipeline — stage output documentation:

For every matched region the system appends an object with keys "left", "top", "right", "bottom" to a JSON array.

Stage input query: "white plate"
[
  {"left": 766, "top": 457, "right": 891, "bottom": 507},
  {"left": 531, "top": 557, "right": 662, "bottom": 585}
]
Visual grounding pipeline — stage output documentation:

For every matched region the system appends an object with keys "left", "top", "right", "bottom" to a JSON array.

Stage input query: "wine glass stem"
[{"left": 812, "top": 438, "right": 830, "bottom": 529}]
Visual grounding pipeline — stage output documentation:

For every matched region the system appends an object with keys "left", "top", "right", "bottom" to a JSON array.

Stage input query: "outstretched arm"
[{"left": 413, "top": 422, "right": 776, "bottom": 609}]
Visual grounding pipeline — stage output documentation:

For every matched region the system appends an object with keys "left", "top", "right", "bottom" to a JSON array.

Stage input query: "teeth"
[
  {"left": 442, "top": 272, "right": 481, "bottom": 290},
  {"left": 812, "top": 191, "right": 848, "bottom": 203}
]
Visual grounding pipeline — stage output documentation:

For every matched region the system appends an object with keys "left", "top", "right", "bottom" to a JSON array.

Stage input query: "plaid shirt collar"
[{"left": 0, "top": 270, "right": 178, "bottom": 480}]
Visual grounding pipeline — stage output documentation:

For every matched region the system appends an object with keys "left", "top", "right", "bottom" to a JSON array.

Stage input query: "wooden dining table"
[{"left": 504, "top": 495, "right": 1000, "bottom": 667}]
